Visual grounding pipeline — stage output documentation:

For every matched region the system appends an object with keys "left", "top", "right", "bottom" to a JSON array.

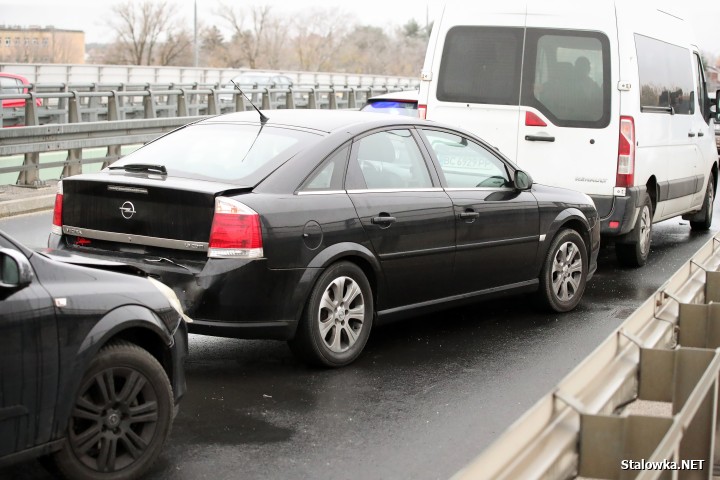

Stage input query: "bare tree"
[
  {"left": 218, "top": 3, "right": 275, "bottom": 69},
  {"left": 108, "top": 0, "right": 189, "bottom": 66},
  {"left": 291, "top": 8, "right": 350, "bottom": 72}
]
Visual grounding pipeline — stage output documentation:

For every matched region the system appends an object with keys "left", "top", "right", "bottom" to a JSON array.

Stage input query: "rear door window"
[
  {"left": 348, "top": 130, "right": 434, "bottom": 190},
  {"left": 521, "top": 29, "right": 611, "bottom": 127},
  {"left": 437, "top": 26, "right": 524, "bottom": 105}
]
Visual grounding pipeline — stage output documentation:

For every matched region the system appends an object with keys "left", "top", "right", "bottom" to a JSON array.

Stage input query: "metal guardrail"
[
  {"left": 0, "top": 83, "right": 411, "bottom": 127},
  {"left": 455, "top": 233, "right": 720, "bottom": 479},
  {"left": 0, "top": 82, "right": 414, "bottom": 185},
  {"left": 0, "top": 117, "right": 203, "bottom": 185},
  {"left": 0, "top": 63, "right": 420, "bottom": 90}
]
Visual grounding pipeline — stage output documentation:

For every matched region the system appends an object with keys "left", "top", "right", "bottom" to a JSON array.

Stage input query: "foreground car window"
[
  {"left": 423, "top": 130, "right": 511, "bottom": 189},
  {"left": 353, "top": 130, "right": 433, "bottom": 189},
  {"left": 112, "top": 124, "right": 322, "bottom": 183}
]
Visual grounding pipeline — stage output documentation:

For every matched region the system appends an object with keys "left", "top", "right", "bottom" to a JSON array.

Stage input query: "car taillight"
[
  {"left": 616, "top": 116, "right": 635, "bottom": 188},
  {"left": 207, "top": 197, "right": 263, "bottom": 259},
  {"left": 418, "top": 104, "right": 427, "bottom": 120},
  {"left": 51, "top": 181, "right": 63, "bottom": 235}
]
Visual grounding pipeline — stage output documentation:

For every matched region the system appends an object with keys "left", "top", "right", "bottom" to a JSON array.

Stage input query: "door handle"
[
  {"left": 525, "top": 135, "right": 555, "bottom": 142},
  {"left": 688, "top": 132, "right": 696, "bottom": 137},
  {"left": 458, "top": 211, "right": 480, "bottom": 220},
  {"left": 698, "top": 131, "right": 705, "bottom": 137},
  {"left": 371, "top": 215, "right": 397, "bottom": 225}
]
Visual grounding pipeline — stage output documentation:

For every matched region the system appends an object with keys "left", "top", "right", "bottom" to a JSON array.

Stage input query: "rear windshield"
[{"left": 112, "top": 123, "right": 322, "bottom": 184}]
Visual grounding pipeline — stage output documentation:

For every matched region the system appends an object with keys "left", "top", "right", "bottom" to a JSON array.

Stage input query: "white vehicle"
[{"left": 419, "top": 1, "right": 719, "bottom": 266}]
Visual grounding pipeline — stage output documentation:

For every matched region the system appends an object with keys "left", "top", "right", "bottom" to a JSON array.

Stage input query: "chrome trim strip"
[
  {"left": 107, "top": 185, "right": 149, "bottom": 194},
  {"left": 296, "top": 190, "right": 346, "bottom": 196},
  {"left": 346, "top": 188, "right": 445, "bottom": 194},
  {"left": 62, "top": 225, "right": 208, "bottom": 252},
  {"left": 444, "top": 187, "right": 515, "bottom": 192}
]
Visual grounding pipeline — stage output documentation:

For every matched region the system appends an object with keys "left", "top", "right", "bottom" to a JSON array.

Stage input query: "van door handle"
[
  {"left": 688, "top": 132, "right": 696, "bottom": 137},
  {"left": 525, "top": 135, "right": 555, "bottom": 142},
  {"left": 698, "top": 131, "right": 705, "bottom": 137}
]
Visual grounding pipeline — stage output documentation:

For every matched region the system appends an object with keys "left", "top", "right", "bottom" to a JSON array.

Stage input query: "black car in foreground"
[
  {"left": 49, "top": 110, "right": 600, "bottom": 367},
  {"left": 1, "top": 231, "right": 187, "bottom": 479}
]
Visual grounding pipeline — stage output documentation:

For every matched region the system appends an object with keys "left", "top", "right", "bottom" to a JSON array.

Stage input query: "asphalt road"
[{"left": 1, "top": 207, "right": 718, "bottom": 480}]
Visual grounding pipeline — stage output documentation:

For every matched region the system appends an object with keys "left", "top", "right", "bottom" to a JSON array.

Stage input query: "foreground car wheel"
[
  {"left": 51, "top": 341, "right": 173, "bottom": 480},
  {"left": 690, "top": 173, "right": 714, "bottom": 231},
  {"left": 538, "top": 229, "right": 588, "bottom": 312},
  {"left": 289, "top": 261, "right": 373, "bottom": 367},
  {"left": 616, "top": 193, "right": 653, "bottom": 267}
]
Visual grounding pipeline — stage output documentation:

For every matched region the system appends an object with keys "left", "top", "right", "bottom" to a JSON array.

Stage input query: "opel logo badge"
[{"left": 120, "top": 201, "right": 136, "bottom": 219}]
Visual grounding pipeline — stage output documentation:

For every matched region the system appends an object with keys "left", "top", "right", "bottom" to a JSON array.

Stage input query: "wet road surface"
[{"left": 1, "top": 211, "right": 718, "bottom": 479}]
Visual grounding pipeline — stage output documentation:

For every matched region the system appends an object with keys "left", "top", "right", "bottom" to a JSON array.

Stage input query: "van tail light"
[
  {"left": 616, "top": 116, "right": 635, "bottom": 188},
  {"left": 208, "top": 197, "right": 263, "bottom": 259},
  {"left": 418, "top": 104, "right": 427, "bottom": 120},
  {"left": 525, "top": 111, "right": 547, "bottom": 127},
  {"left": 51, "top": 181, "right": 63, "bottom": 235}
]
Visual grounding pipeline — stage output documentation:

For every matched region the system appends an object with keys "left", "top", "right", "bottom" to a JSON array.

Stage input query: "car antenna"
[{"left": 230, "top": 79, "right": 269, "bottom": 124}]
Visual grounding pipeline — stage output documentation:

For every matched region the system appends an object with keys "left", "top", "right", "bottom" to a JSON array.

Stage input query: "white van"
[{"left": 419, "top": 1, "right": 719, "bottom": 266}]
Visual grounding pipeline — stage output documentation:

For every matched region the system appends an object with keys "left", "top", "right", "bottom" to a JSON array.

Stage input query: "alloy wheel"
[
  {"left": 551, "top": 241, "right": 583, "bottom": 302},
  {"left": 317, "top": 276, "right": 366, "bottom": 353}
]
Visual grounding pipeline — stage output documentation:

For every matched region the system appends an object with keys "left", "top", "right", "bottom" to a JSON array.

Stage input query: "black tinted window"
[
  {"left": 300, "top": 145, "right": 349, "bottom": 191},
  {"left": 522, "top": 29, "right": 610, "bottom": 128},
  {"left": 437, "top": 26, "right": 523, "bottom": 105},
  {"left": 113, "top": 124, "right": 322, "bottom": 184},
  {"left": 635, "top": 34, "right": 694, "bottom": 115}
]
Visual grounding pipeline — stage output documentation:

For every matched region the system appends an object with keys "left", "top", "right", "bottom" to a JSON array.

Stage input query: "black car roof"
[{"left": 200, "top": 109, "right": 426, "bottom": 135}]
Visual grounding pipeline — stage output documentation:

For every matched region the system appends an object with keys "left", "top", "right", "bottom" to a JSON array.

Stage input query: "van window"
[
  {"left": 437, "top": 26, "right": 524, "bottom": 106},
  {"left": 693, "top": 52, "right": 709, "bottom": 122},
  {"left": 522, "top": 29, "right": 611, "bottom": 128},
  {"left": 635, "top": 34, "right": 694, "bottom": 115}
]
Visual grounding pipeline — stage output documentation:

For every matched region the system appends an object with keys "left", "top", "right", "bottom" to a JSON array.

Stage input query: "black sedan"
[
  {"left": 48, "top": 110, "right": 600, "bottom": 367},
  {"left": 1, "top": 231, "right": 187, "bottom": 479}
]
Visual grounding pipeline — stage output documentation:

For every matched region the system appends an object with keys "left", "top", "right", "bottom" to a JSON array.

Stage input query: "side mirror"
[
  {"left": 715, "top": 90, "right": 720, "bottom": 123},
  {"left": 514, "top": 169, "right": 533, "bottom": 191},
  {"left": 0, "top": 248, "right": 33, "bottom": 289}
]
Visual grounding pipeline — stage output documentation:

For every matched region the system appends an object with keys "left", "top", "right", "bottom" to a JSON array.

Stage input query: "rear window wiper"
[{"left": 109, "top": 163, "right": 168, "bottom": 174}]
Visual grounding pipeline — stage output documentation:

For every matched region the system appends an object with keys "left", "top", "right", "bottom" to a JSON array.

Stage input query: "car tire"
[
  {"left": 289, "top": 261, "right": 373, "bottom": 367},
  {"left": 50, "top": 341, "right": 173, "bottom": 480},
  {"left": 537, "top": 228, "right": 588, "bottom": 312},
  {"left": 690, "top": 173, "right": 714, "bottom": 231},
  {"left": 616, "top": 193, "right": 653, "bottom": 267}
]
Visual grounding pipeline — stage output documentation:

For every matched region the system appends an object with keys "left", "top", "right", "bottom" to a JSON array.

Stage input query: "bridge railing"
[
  {"left": 454, "top": 233, "right": 720, "bottom": 479},
  {"left": 0, "top": 82, "right": 412, "bottom": 127},
  {"left": 0, "top": 82, "right": 414, "bottom": 185}
]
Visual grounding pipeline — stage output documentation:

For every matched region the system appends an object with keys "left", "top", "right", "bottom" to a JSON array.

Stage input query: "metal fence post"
[
  {"left": 308, "top": 87, "right": 317, "bottom": 109},
  {"left": 177, "top": 89, "right": 188, "bottom": 117},
  {"left": 105, "top": 91, "right": 121, "bottom": 169},
  {"left": 62, "top": 90, "right": 83, "bottom": 178},
  {"left": 17, "top": 92, "right": 42, "bottom": 186},
  {"left": 329, "top": 87, "right": 338, "bottom": 110},
  {"left": 348, "top": 87, "right": 357, "bottom": 109},
  {"left": 207, "top": 89, "right": 219, "bottom": 115},
  {"left": 261, "top": 88, "right": 270, "bottom": 110},
  {"left": 285, "top": 87, "right": 295, "bottom": 109},
  {"left": 88, "top": 83, "right": 99, "bottom": 122},
  {"left": 143, "top": 85, "right": 157, "bottom": 119}
]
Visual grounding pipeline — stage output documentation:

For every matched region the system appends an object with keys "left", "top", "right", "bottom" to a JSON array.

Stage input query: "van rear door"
[
  {"left": 515, "top": 3, "right": 618, "bottom": 199},
  {"left": 423, "top": 4, "right": 526, "bottom": 160}
]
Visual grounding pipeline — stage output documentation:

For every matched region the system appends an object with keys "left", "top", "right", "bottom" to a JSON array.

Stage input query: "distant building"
[{"left": 0, "top": 25, "right": 84, "bottom": 64}]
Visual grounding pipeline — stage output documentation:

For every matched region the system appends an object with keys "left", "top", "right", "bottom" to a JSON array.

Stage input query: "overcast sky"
[{"left": 0, "top": 0, "right": 718, "bottom": 56}]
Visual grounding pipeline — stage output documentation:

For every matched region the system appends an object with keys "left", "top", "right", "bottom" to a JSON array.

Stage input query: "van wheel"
[
  {"left": 690, "top": 173, "right": 714, "bottom": 231},
  {"left": 616, "top": 193, "right": 653, "bottom": 267},
  {"left": 288, "top": 262, "right": 373, "bottom": 367},
  {"left": 537, "top": 229, "right": 587, "bottom": 312}
]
